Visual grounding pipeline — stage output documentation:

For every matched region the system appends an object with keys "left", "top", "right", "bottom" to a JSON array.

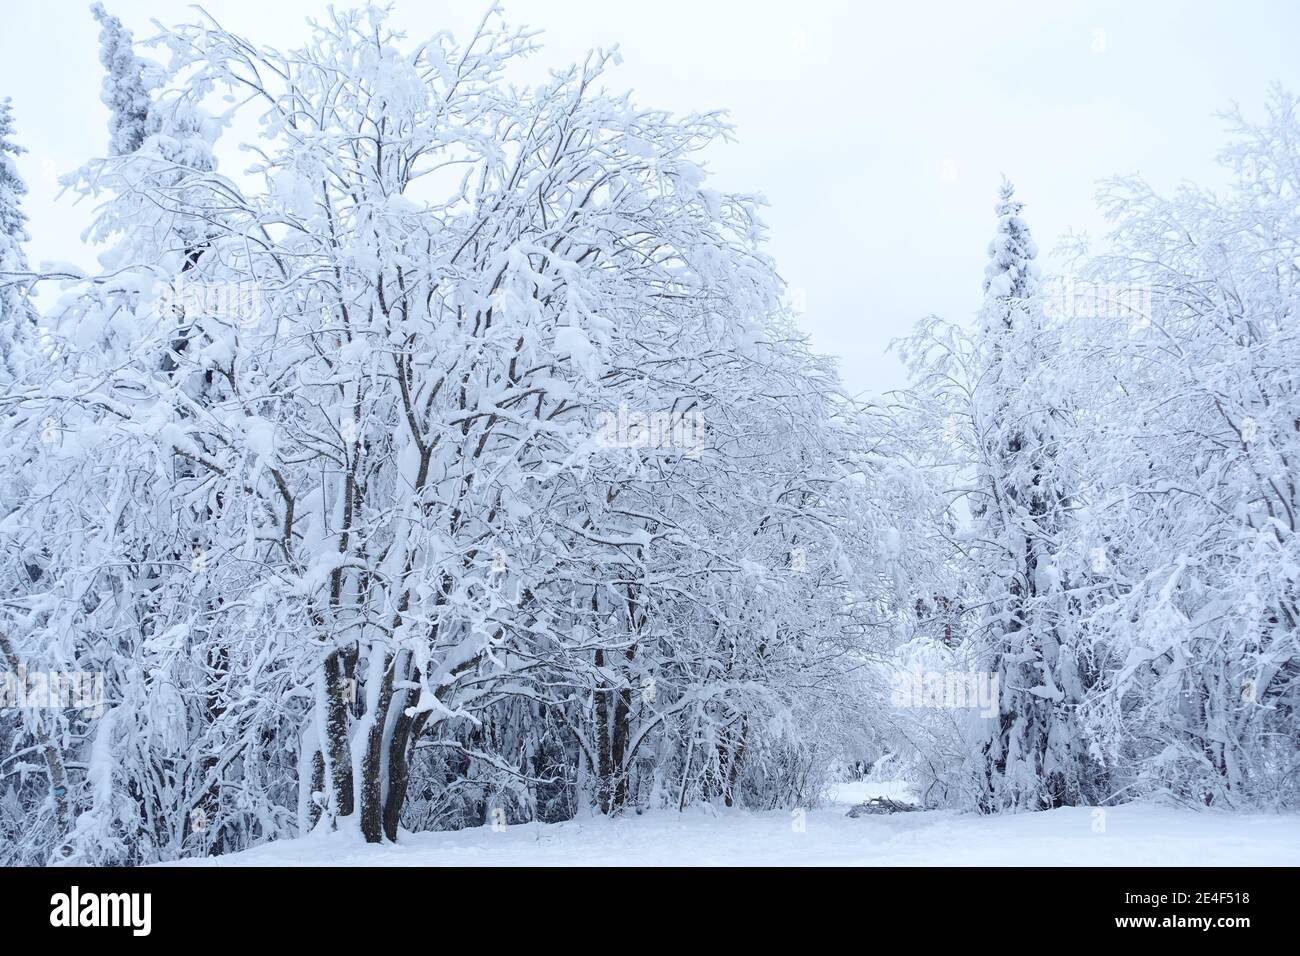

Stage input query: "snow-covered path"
[{"left": 162, "top": 785, "right": 1300, "bottom": 867}]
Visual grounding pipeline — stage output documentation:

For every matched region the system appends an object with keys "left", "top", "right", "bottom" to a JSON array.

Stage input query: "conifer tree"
[
  {"left": 0, "top": 98, "right": 34, "bottom": 388},
  {"left": 972, "top": 180, "right": 1100, "bottom": 810},
  {"left": 91, "top": 3, "right": 152, "bottom": 156}
]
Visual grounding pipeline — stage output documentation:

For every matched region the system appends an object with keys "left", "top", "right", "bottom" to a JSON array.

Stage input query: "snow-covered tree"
[
  {"left": 1068, "top": 89, "right": 1300, "bottom": 807},
  {"left": 969, "top": 181, "right": 1099, "bottom": 810},
  {"left": 0, "top": 98, "right": 69, "bottom": 861},
  {"left": 0, "top": 98, "right": 34, "bottom": 388},
  {"left": 8, "top": 1, "right": 1295, "bottom": 871},
  {"left": 0, "top": 4, "right": 900, "bottom": 862},
  {"left": 91, "top": 3, "right": 154, "bottom": 156},
  {"left": 893, "top": 182, "right": 1107, "bottom": 812}
]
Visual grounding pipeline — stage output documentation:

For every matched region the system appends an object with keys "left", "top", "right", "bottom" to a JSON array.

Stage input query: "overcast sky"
[{"left": 4, "top": 0, "right": 1299, "bottom": 396}]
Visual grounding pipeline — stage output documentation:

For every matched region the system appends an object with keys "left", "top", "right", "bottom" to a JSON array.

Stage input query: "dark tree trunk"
[
  {"left": 723, "top": 717, "right": 749, "bottom": 807},
  {"left": 594, "top": 647, "right": 613, "bottom": 813},
  {"left": 610, "top": 678, "right": 631, "bottom": 810},
  {"left": 359, "top": 654, "right": 395, "bottom": 842},
  {"left": 382, "top": 707, "right": 427, "bottom": 842},
  {"left": 322, "top": 650, "right": 354, "bottom": 818}
]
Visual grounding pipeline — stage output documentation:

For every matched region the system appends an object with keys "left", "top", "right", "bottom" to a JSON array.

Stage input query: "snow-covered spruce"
[{"left": 0, "top": 98, "right": 35, "bottom": 388}]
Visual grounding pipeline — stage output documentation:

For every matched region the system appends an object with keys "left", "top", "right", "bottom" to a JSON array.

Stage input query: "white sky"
[{"left": 4, "top": 0, "right": 1300, "bottom": 396}]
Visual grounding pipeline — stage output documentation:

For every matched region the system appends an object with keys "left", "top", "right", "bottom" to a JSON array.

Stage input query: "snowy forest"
[{"left": 0, "top": 4, "right": 1297, "bottom": 866}]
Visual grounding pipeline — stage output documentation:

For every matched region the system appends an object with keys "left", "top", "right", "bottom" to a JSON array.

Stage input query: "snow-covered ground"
[{"left": 162, "top": 783, "right": 1300, "bottom": 867}]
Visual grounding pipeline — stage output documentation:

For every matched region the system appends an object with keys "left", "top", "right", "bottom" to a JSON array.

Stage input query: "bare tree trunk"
[
  {"left": 594, "top": 647, "right": 613, "bottom": 814},
  {"left": 322, "top": 650, "right": 354, "bottom": 818},
  {"left": 724, "top": 716, "right": 749, "bottom": 808},
  {"left": 610, "top": 671, "right": 632, "bottom": 811},
  {"left": 382, "top": 707, "right": 427, "bottom": 842},
  {"left": 0, "top": 631, "right": 70, "bottom": 838},
  {"left": 677, "top": 721, "right": 697, "bottom": 813},
  {"left": 359, "top": 654, "right": 395, "bottom": 842}
]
